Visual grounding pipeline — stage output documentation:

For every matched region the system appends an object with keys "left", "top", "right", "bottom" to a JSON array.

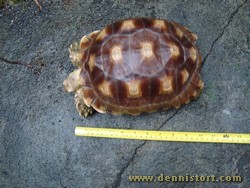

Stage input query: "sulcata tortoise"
[{"left": 63, "top": 18, "right": 204, "bottom": 117}]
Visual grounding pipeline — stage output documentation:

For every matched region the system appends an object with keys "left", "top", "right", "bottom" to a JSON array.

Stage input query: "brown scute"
[
  {"left": 104, "top": 24, "right": 114, "bottom": 36},
  {"left": 112, "top": 20, "right": 123, "bottom": 34},
  {"left": 170, "top": 41, "right": 184, "bottom": 63},
  {"left": 79, "top": 18, "right": 203, "bottom": 115},
  {"left": 91, "top": 98, "right": 106, "bottom": 113},
  {"left": 184, "top": 73, "right": 203, "bottom": 101},
  {"left": 158, "top": 71, "right": 174, "bottom": 95},
  {"left": 101, "top": 35, "right": 131, "bottom": 78},
  {"left": 171, "top": 21, "right": 198, "bottom": 43},
  {"left": 81, "top": 48, "right": 90, "bottom": 65},
  {"left": 80, "top": 36, "right": 92, "bottom": 51},
  {"left": 98, "top": 80, "right": 112, "bottom": 97},
  {"left": 133, "top": 18, "right": 146, "bottom": 29},
  {"left": 169, "top": 23, "right": 184, "bottom": 41},
  {"left": 162, "top": 103, "right": 171, "bottom": 110},
  {"left": 178, "top": 91, "right": 190, "bottom": 104},
  {"left": 159, "top": 34, "right": 184, "bottom": 70},
  {"left": 113, "top": 18, "right": 143, "bottom": 34},
  {"left": 175, "top": 67, "right": 191, "bottom": 95},
  {"left": 88, "top": 30, "right": 100, "bottom": 40},
  {"left": 181, "top": 69, "right": 189, "bottom": 84},
  {"left": 183, "top": 58, "right": 196, "bottom": 75},
  {"left": 82, "top": 86, "right": 96, "bottom": 107},
  {"left": 89, "top": 66, "right": 105, "bottom": 86},
  {"left": 140, "top": 78, "right": 150, "bottom": 102},
  {"left": 151, "top": 19, "right": 169, "bottom": 33},
  {"left": 191, "top": 73, "right": 204, "bottom": 91},
  {"left": 141, "top": 18, "right": 154, "bottom": 28},
  {"left": 188, "top": 47, "right": 197, "bottom": 62},
  {"left": 148, "top": 77, "right": 161, "bottom": 103},
  {"left": 182, "top": 39, "right": 193, "bottom": 49},
  {"left": 88, "top": 41, "right": 102, "bottom": 58},
  {"left": 80, "top": 68, "right": 91, "bottom": 86},
  {"left": 125, "top": 80, "right": 142, "bottom": 98},
  {"left": 170, "top": 96, "right": 181, "bottom": 108},
  {"left": 79, "top": 31, "right": 100, "bottom": 53},
  {"left": 130, "top": 30, "right": 163, "bottom": 76},
  {"left": 87, "top": 55, "right": 96, "bottom": 72}
]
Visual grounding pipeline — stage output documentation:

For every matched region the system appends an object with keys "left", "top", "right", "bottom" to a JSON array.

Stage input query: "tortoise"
[{"left": 63, "top": 18, "right": 204, "bottom": 117}]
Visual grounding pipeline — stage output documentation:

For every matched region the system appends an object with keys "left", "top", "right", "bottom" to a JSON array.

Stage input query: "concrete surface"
[{"left": 0, "top": 0, "right": 249, "bottom": 187}]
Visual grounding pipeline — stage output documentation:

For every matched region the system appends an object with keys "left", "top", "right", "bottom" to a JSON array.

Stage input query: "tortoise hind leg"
[
  {"left": 75, "top": 89, "right": 94, "bottom": 117},
  {"left": 69, "top": 30, "right": 100, "bottom": 67}
]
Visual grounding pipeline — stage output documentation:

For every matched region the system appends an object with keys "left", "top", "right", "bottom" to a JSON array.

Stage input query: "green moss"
[
  {"left": 0, "top": 0, "right": 24, "bottom": 8},
  {"left": 205, "top": 82, "right": 219, "bottom": 103},
  {"left": 0, "top": 0, "right": 4, "bottom": 7}
]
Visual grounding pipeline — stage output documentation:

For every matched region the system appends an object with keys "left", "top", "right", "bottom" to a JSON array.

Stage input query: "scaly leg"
[{"left": 75, "top": 89, "right": 94, "bottom": 117}]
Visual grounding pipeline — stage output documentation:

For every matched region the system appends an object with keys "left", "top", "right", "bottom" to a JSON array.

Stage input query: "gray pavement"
[{"left": 0, "top": 0, "right": 249, "bottom": 187}]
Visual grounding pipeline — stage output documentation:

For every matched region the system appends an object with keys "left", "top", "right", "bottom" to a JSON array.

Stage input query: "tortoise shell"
[{"left": 72, "top": 18, "right": 203, "bottom": 116}]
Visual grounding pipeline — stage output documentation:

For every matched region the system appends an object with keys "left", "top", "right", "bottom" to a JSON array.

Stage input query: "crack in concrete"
[
  {"left": 112, "top": 109, "right": 180, "bottom": 188},
  {"left": 111, "top": 141, "right": 146, "bottom": 188},
  {"left": 157, "top": 109, "right": 180, "bottom": 130},
  {"left": 202, "top": 0, "right": 248, "bottom": 66}
]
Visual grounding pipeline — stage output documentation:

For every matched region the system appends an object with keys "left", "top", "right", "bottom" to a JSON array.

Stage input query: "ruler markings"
[{"left": 75, "top": 127, "right": 250, "bottom": 144}]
